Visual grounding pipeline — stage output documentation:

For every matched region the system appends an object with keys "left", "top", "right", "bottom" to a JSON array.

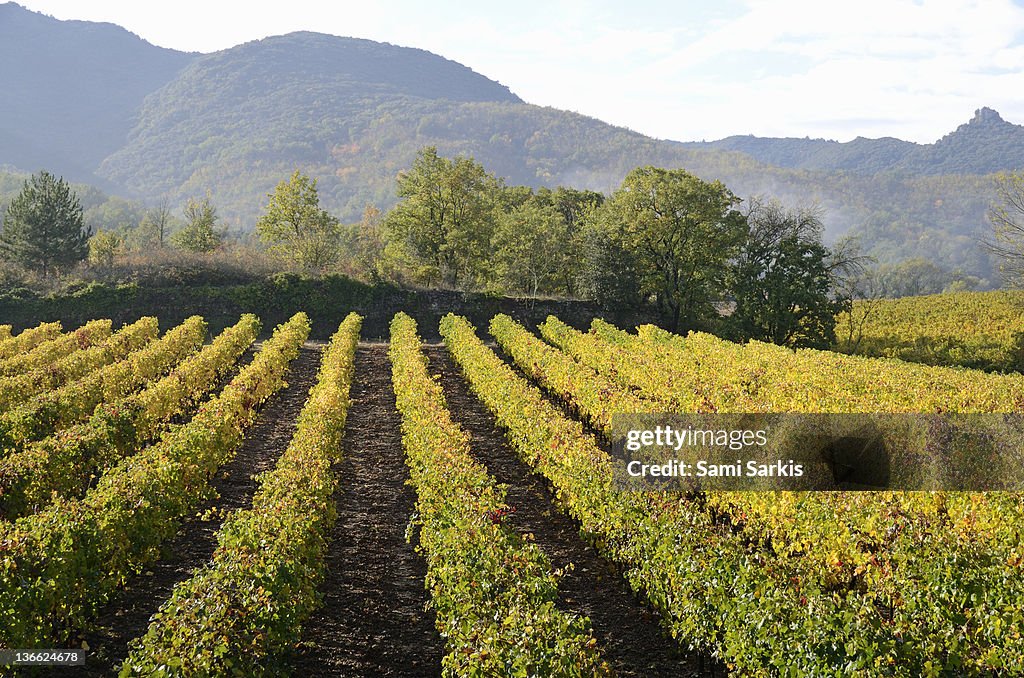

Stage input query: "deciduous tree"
[
  {"left": 593, "top": 166, "right": 746, "bottom": 331},
  {"left": 256, "top": 170, "right": 341, "bottom": 274},
  {"left": 383, "top": 146, "right": 498, "bottom": 288},
  {"left": 340, "top": 204, "right": 388, "bottom": 282},
  {"left": 728, "top": 199, "right": 844, "bottom": 348},
  {"left": 542, "top": 187, "right": 603, "bottom": 295},
  {"left": 88, "top": 229, "right": 125, "bottom": 269},
  {"left": 130, "top": 199, "right": 174, "bottom": 250},
  {"left": 488, "top": 199, "right": 568, "bottom": 297},
  {"left": 171, "top": 195, "right": 222, "bottom": 253},
  {"left": 985, "top": 171, "right": 1024, "bottom": 282}
]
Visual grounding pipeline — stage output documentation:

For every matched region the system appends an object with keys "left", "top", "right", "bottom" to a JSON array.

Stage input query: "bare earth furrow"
[{"left": 289, "top": 343, "right": 444, "bottom": 677}]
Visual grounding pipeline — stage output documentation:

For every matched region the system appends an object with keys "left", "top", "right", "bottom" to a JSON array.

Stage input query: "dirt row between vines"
[{"left": 289, "top": 343, "right": 445, "bottom": 676}]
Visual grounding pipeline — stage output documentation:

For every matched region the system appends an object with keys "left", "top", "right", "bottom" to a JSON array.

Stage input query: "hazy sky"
[{"left": 13, "top": 0, "right": 1024, "bottom": 143}]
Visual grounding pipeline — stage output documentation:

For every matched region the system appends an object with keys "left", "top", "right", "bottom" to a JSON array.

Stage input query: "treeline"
[
  {"left": 356, "top": 147, "right": 860, "bottom": 347},
  {"left": 1, "top": 148, "right": 865, "bottom": 349}
]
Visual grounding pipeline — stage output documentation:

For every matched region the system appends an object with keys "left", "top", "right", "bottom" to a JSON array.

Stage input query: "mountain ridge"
[{"left": 682, "top": 106, "right": 1024, "bottom": 175}]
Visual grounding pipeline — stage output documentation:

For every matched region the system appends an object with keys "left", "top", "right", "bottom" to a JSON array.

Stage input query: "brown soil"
[
  {"left": 288, "top": 343, "right": 445, "bottom": 677},
  {"left": 51, "top": 344, "right": 323, "bottom": 676},
  {"left": 426, "top": 344, "right": 723, "bottom": 677}
]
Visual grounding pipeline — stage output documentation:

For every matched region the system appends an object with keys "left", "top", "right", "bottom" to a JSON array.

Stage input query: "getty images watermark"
[{"left": 610, "top": 413, "right": 1024, "bottom": 491}]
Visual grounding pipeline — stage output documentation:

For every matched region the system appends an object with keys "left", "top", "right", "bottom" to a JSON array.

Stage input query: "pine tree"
[{"left": 0, "top": 171, "right": 91, "bottom": 275}]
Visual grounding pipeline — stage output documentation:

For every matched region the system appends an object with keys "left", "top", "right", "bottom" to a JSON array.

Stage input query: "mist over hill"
[{"left": 0, "top": 3, "right": 1017, "bottom": 284}]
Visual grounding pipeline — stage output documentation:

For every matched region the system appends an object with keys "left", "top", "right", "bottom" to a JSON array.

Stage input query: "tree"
[
  {"left": 339, "top": 204, "right": 388, "bottom": 282},
  {"left": 542, "top": 187, "right": 604, "bottom": 295},
  {"left": 984, "top": 171, "right": 1024, "bottom": 283},
  {"left": 830, "top": 236, "right": 880, "bottom": 354},
  {"left": 579, "top": 222, "right": 644, "bottom": 309},
  {"left": 485, "top": 188, "right": 593, "bottom": 297},
  {"left": 171, "top": 195, "right": 222, "bottom": 253},
  {"left": 593, "top": 166, "right": 746, "bottom": 331},
  {"left": 0, "top": 170, "right": 90, "bottom": 275},
  {"left": 488, "top": 199, "right": 569, "bottom": 297},
  {"left": 547, "top": 186, "right": 605, "bottom": 231},
  {"left": 383, "top": 146, "right": 498, "bottom": 288},
  {"left": 83, "top": 196, "right": 145, "bottom": 234},
  {"left": 874, "top": 258, "right": 979, "bottom": 298},
  {"left": 88, "top": 229, "right": 125, "bottom": 269},
  {"left": 130, "top": 199, "right": 174, "bottom": 251},
  {"left": 727, "top": 198, "right": 846, "bottom": 349},
  {"left": 256, "top": 170, "right": 341, "bottom": 274}
]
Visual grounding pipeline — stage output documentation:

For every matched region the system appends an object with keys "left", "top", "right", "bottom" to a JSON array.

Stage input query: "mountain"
[
  {"left": 97, "top": 31, "right": 525, "bottom": 212},
  {"left": 0, "top": 5, "right": 1015, "bottom": 285},
  {"left": 0, "top": 2, "right": 195, "bottom": 186},
  {"left": 922, "top": 107, "right": 1024, "bottom": 174},
  {"left": 683, "top": 107, "right": 1024, "bottom": 176}
]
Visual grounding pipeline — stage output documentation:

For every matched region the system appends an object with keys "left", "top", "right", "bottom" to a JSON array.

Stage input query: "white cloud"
[
  {"left": 14, "top": 0, "right": 1024, "bottom": 142},
  {"left": 582, "top": 0, "right": 1024, "bottom": 142}
]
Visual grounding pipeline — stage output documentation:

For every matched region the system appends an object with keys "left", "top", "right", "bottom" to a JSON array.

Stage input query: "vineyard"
[
  {"left": 836, "top": 290, "right": 1024, "bottom": 372},
  {"left": 0, "top": 312, "right": 1021, "bottom": 677}
]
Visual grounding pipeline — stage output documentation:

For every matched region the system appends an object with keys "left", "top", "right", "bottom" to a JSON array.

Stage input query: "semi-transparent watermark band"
[{"left": 611, "top": 413, "right": 1024, "bottom": 491}]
